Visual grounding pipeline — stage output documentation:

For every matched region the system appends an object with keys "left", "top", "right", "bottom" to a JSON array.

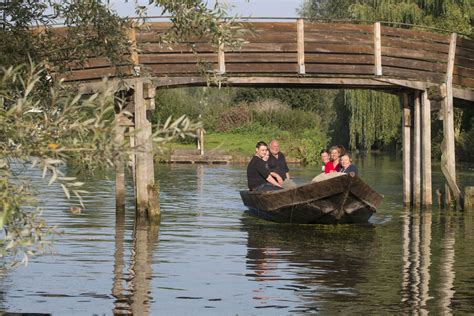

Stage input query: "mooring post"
[
  {"left": 413, "top": 92, "right": 422, "bottom": 208},
  {"left": 421, "top": 91, "right": 432, "bottom": 206},
  {"left": 133, "top": 79, "right": 160, "bottom": 219},
  {"left": 114, "top": 123, "right": 126, "bottom": 211},
  {"left": 401, "top": 93, "right": 412, "bottom": 206}
]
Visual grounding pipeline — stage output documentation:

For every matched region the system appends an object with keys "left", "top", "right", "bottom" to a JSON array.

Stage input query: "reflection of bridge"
[{"left": 52, "top": 19, "right": 474, "bottom": 213}]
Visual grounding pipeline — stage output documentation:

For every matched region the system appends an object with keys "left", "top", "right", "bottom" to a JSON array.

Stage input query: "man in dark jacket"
[
  {"left": 247, "top": 141, "right": 283, "bottom": 191},
  {"left": 268, "top": 139, "right": 296, "bottom": 188}
]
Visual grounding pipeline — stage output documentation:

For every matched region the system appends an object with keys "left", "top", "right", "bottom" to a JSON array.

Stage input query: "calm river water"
[{"left": 1, "top": 155, "right": 474, "bottom": 315}]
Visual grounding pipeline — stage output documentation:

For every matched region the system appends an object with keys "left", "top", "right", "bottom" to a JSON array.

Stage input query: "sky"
[{"left": 109, "top": 0, "right": 303, "bottom": 19}]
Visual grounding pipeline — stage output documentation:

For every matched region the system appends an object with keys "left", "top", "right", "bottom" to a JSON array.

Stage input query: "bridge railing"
[{"left": 53, "top": 20, "right": 473, "bottom": 95}]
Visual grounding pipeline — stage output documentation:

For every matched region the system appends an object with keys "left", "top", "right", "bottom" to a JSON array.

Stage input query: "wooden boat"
[{"left": 240, "top": 172, "right": 383, "bottom": 224}]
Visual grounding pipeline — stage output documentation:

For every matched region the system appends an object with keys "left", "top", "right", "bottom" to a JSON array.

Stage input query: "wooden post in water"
[
  {"left": 413, "top": 92, "right": 422, "bottom": 208},
  {"left": 114, "top": 123, "right": 126, "bottom": 211},
  {"left": 421, "top": 91, "right": 432, "bottom": 206},
  {"left": 401, "top": 93, "right": 412, "bottom": 206},
  {"left": 441, "top": 33, "right": 460, "bottom": 207},
  {"left": 134, "top": 79, "right": 160, "bottom": 219}
]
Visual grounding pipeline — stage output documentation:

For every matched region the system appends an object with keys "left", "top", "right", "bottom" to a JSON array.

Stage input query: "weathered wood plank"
[
  {"left": 226, "top": 63, "right": 298, "bottom": 73},
  {"left": 305, "top": 22, "right": 373, "bottom": 33},
  {"left": 381, "top": 26, "right": 450, "bottom": 43},
  {"left": 453, "top": 66, "right": 474, "bottom": 79},
  {"left": 382, "top": 66, "right": 445, "bottom": 83},
  {"left": 382, "top": 46, "right": 447, "bottom": 63},
  {"left": 305, "top": 53, "right": 373, "bottom": 64},
  {"left": 304, "top": 33, "right": 372, "bottom": 43},
  {"left": 139, "top": 53, "right": 218, "bottom": 63},
  {"left": 146, "top": 63, "right": 215, "bottom": 74},
  {"left": 62, "top": 66, "right": 132, "bottom": 81},
  {"left": 305, "top": 64, "right": 374, "bottom": 75},
  {"left": 139, "top": 42, "right": 216, "bottom": 53},
  {"left": 457, "top": 37, "right": 474, "bottom": 51},
  {"left": 305, "top": 43, "right": 373, "bottom": 54},
  {"left": 455, "top": 45, "right": 474, "bottom": 60},
  {"left": 454, "top": 55, "right": 474, "bottom": 70},
  {"left": 452, "top": 75, "right": 474, "bottom": 87},
  {"left": 382, "top": 56, "right": 445, "bottom": 73},
  {"left": 382, "top": 37, "right": 450, "bottom": 54}
]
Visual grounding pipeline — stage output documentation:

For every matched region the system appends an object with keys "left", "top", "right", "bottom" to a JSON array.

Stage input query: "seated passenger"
[
  {"left": 247, "top": 141, "right": 283, "bottom": 191},
  {"left": 268, "top": 139, "right": 296, "bottom": 188},
  {"left": 339, "top": 154, "right": 358, "bottom": 175},
  {"left": 324, "top": 146, "right": 342, "bottom": 174},
  {"left": 320, "top": 149, "right": 330, "bottom": 172}
]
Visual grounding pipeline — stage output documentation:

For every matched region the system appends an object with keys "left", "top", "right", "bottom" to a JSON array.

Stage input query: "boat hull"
[{"left": 240, "top": 173, "right": 383, "bottom": 224}]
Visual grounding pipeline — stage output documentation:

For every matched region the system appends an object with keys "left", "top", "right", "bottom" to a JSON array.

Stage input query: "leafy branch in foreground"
[{"left": 0, "top": 63, "right": 200, "bottom": 265}]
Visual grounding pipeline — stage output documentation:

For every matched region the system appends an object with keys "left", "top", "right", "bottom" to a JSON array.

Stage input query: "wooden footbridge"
[{"left": 51, "top": 18, "right": 474, "bottom": 215}]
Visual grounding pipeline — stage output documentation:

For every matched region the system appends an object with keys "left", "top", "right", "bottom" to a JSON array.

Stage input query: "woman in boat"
[
  {"left": 339, "top": 154, "right": 358, "bottom": 175},
  {"left": 324, "top": 146, "right": 341, "bottom": 173},
  {"left": 320, "top": 149, "right": 330, "bottom": 172}
]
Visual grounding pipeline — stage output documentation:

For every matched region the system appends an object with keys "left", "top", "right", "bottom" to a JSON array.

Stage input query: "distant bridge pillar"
[{"left": 401, "top": 93, "right": 412, "bottom": 206}]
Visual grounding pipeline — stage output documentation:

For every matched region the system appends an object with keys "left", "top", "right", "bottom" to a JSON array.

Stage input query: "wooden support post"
[
  {"left": 421, "top": 91, "right": 432, "bottom": 206},
  {"left": 197, "top": 128, "right": 204, "bottom": 156},
  {"left": 114, "top": 123, "right": 126, "bottom": 211},
  {"left": 413, "top": 92, "right": 422, "bottom": 208},
  {"left": 401, "top": 93, "right": 412, "bottom": 206},
  {"left": 441, "top": 33, "right": 460, "bottom": 207},
  {"left": 218, "top": 40, "right": 226, "bottom": 75},
  {"left": 134, "top": 80, "right": 160, "bottom": 219},
  {"left": 373, "top": 22, "right": 382, "bottom": 76},
  {"left": 297, "top": 18, "right": 305, "bottom": 75}
]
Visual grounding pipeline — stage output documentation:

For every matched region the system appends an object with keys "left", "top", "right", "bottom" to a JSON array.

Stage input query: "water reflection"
[
  {"left": 242, "top": 218, "right": 376, "bottom": 313},
  {"left": 401, "top": 208, "right": 433, "bottom": 314},
  {"left": 437, "top": 211, "right": 455, "bottom": 315},
  {"left": 112, "top": 211, "right": 159, "bottom": 315}
]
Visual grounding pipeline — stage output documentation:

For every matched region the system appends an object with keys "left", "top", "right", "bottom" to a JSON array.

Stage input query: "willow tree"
[
  {"left": 1, "top": 0, "right": 240, "bottom": 265},
  {"left": 298, "top": 0, "right": 473, "bottom": 151}
]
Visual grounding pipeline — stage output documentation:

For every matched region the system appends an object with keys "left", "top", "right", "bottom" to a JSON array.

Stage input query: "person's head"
[
  {"left": 269, "top": 139, "right": 280, "bottom": 156},
  {"left": 255, "top": 141, "right": 268, "bottom": 159},
  {"left": 338, "top": 145, "right": 346, "bottom": 156},
  {"left": 262, "top": 150, "right": 270, "bottom": 161},
  {"left": 329, "top": 146, "right": 341, "bottom": 161},
  {"left": 340, "top": 154, "right": 352, "bottom": 168},
  {"left": 320, "top": 149, "right": 329, "bottom": 163}
]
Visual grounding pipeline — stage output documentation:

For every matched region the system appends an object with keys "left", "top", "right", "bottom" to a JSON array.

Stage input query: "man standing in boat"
[
  {"left": 268, "top": 139, "right": 296, "bottom": 188},
  {"left": 247, "top": 141, "right": 283, "bottom": 191}
]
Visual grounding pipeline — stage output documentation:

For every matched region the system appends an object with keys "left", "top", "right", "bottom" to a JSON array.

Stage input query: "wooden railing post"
[
  {"left": 401, "top": 93, "right": 412, "bottom": 206},
  {"left": 297, "top": 18, "right": 305, "bottom": 75},
  {"left": 373, "top": 22, "right": 382, "bottom": 76},
  {"left": 218, "top": 39, "right": 226, "bottom": 74}
]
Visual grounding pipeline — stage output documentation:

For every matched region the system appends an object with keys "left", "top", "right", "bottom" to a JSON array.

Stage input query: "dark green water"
[{"left": 1, "top": 155, "right": 474, "bottom": 315}]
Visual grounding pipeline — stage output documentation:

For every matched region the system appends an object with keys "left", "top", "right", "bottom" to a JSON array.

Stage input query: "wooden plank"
[
  {"left": 226, "top": 63, "right": 298, "bottom": 73},
  {"left": 413, "top": 92, "right": 422, "bottom": 208},
  {"left": 297, "top": 19, "right": 305, "bottom": 74},
  {"left": 373, "top": 77, "right": 429, "bottom": 90},
  {"left": 382, "top": 37, "right": 450, "bottom": 54},
  {"left": 374, "top": 22, "right": 382, "bottom": 76},
  {"left": 146, "top": 63, "right": 215, "bottom": 74},
  {"left": 401, "top": 93, "right": 412, "bottom": 206},
  {"left": 139, "top": 42, "right": 216, "bottom": 53},
  {"left": 238, "top": 22, "right": 297, "bottom": 32},
  {"left": 453, "top": 87, "right": 474, "bottom": 101},
  {"left": 63, "top": 66, "right": 132, "bottom": 81},
  {"left": 139, "top": 53, "right": 218, "bottom": 64},
  {"left": 457, "top": 37, "right": 474, "bottom": 51},
  {"left": 304, "top": 33, "right": 372, "bottom": 43},
  {"left": 421, "top": 91, "right": 432, "bottom": 206},
  {"left": 305, "top": 22, "right": 373, "bottom": 33},
  {"left": 382, "top": 46, "right": 448, "bottom": 63},
  {"left": 381, "top": 26, "right": 450, "bottom": 43},
  {"left": 305, "top": 43, "right": 373, "bottom": 54},
  {"left": 304, "top": 64, "right": 374, "bottom": 75},
  {"left": 305, "top": 53, "right": 373, "bottom": 64},
  {"left": 382, "top": 56, "right": 445, "bottom": 73},
  {"left": 454, "top": 55, "right": 474, "bottom": 70},
  {"left": 453, "top": 65, "right": 474, "bottom": 78},
  {"left": 128, "top": 23, "right": 139, "bottom": 66},
  {"left": 382, "top": 66, "right": 445, "bottom": 83},
  {"left": 452, "top": 75, "right": 474, "bottom": 88},
  {"left": 455, "top": 46, "right": 474, "bottom": 59},
  {"left": 225, "top": 76, "right": 394, "bottom": 87}
]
